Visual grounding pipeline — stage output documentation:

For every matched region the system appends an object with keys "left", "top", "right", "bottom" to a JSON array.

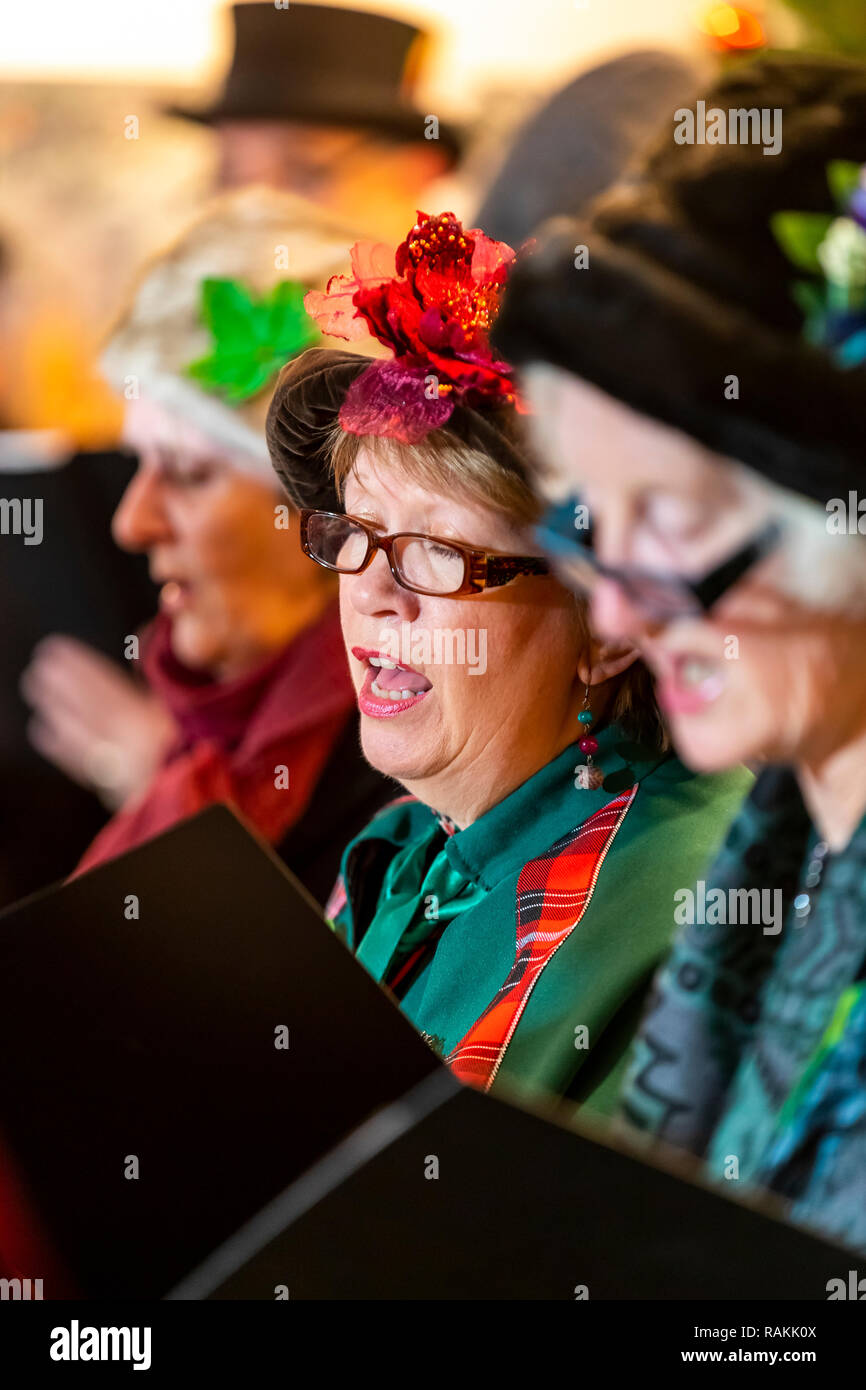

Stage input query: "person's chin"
[
  {"left": 666, "top": 702, "right": 767, "bottom": 773},
  {"left": 168, "top": 617, "right": 219, "bottom": 675},
  {"left": 669, "top": 722, "right": 738, "bottom": 773},
  {"left": 360, "top": 716, "right": 438, "bottom": 785}
]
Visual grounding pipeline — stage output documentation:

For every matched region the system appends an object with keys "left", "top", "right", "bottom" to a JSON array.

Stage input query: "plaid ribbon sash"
[{"left": 447, "top": 785, "right": 637, "bottom": 1089}]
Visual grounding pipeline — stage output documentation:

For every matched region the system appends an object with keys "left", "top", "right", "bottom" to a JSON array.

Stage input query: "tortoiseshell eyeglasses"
[{"left": 300, "top": 509, "right": 550, "bottom": 598}]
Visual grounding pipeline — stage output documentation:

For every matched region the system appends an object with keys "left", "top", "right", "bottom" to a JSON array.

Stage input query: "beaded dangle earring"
[{"left": 574, "top": 684, "right": 604, "bottom": 790}]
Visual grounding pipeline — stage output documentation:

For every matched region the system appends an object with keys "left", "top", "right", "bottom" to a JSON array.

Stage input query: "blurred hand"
[{"left": 21, "top": 636, "right": 177, "bottom": 811}]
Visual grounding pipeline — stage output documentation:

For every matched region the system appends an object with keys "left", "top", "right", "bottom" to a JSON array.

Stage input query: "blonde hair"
[
  {"left": 100, "top": 186, "right": 362, "bottom": 469},
  {"left": 331, "top": 423, "right": 541, "bottom": 524},
  {"left": 332, "top": 425, "right": 669, "bottom": 750}
]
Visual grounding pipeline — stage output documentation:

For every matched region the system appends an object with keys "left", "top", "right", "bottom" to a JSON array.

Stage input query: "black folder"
[
  {"left": 0, "top": 804, "right": 850, "bottom": 1301},
  {"left": 171, "top": 1071, "right": 850, "bottom": 1302},
  {"left": 0, "top": 805, "right": 438, "bottom": 1298}
]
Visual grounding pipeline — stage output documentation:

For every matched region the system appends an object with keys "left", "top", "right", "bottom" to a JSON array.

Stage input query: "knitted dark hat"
[
  {"left": 494, "top": 53, "right": 866, "bottom": 506},
  {"left": 266, "top": 348, "right": 531, "bottom": 512}
]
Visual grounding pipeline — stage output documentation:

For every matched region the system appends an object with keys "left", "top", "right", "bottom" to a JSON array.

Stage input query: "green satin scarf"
[{"left": 355, "top": 813, "right": 488, "bottom": 984}]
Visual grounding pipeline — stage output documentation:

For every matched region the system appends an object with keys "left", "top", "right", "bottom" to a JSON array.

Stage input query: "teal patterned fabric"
[
  {"left": 620, "top": 766, "right": 866, "bottom": 1254},
  {"left": 763, "top": 983, "right": 866, "bottom": 1247}
]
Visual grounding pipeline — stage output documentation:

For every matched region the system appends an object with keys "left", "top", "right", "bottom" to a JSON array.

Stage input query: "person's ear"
[{"left": 577, "top": 637, "right": 641, "bottom": 687}]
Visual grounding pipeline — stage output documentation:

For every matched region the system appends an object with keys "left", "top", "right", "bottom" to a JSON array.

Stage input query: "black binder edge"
[{"left": 166, "top": 1067, "right": 459, "bottom": 1300}]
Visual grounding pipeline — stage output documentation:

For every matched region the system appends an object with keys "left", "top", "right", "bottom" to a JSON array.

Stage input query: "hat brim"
[{"left": 495, "top": 219, "right": 866, "bottom": 507}]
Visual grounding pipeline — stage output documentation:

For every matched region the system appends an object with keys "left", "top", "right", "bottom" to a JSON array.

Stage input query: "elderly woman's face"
[
  {"left": 340, "top": 448, "right": 586, "bottom": 820},
  {"left": 524, "top": 364, "right": 866, "bottom": 773},
  {"left": 116, "top": 397, "right": 329, "bottom": 679}
]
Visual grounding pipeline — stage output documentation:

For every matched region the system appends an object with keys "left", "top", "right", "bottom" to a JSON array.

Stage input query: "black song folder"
[
  {"left": 0, "top": 805, "right": 438, "bottom": 1298},
  {"left": 0, "top": 804, "right": 851, "bottom": 1301},
  {"left": 172, "top": 1070, "right": 851, "bottom": 1302}
]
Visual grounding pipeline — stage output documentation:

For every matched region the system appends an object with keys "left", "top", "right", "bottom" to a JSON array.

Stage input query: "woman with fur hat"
[{"left": 495, "top": 54, "right": 866, "bottom": 1250}]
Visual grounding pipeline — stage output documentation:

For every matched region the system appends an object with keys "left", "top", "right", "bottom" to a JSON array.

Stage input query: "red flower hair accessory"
[{"left": 304, "top": 211, "right": 520, "bottom": 443}]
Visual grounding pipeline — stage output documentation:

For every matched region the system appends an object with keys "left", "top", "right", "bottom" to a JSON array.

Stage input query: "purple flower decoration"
[{"left": 340, "top": 359, "right": 455, "bottom": 443}]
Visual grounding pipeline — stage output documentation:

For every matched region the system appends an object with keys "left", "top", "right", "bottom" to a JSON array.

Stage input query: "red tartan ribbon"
[{"left": 446, "top": 786, "right": 637, "bottom": 1090}]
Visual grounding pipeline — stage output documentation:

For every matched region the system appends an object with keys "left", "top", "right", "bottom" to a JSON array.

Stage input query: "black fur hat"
[{"left": 494, "top": 53, "right": 866, "bottom": 506}]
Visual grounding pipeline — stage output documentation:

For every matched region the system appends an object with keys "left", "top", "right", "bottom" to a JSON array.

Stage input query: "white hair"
[
  {"left": 100, "top": 185, "right": 363, "bottom": 476},
  {"left": 741, "top": 464, "right": 866, "bottom": 615}
]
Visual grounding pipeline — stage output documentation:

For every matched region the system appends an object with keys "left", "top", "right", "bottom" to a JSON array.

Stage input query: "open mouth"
[
  {"left": 155, "top": 579, "right": 192, "bottom": 614},
  {"left": 657, "top": 653, "right": 726, "bottom": 716},
  {"left": 351, "top": 647, "right": 433, "bottom": 717}
]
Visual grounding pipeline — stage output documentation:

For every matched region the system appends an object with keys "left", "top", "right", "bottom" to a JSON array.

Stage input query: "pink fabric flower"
[
  {"left": 341, "top": 360, "right": 454, "bottom": 444},
  {"left": 304, "top": 241, "right": 396, "bottom": 341}
]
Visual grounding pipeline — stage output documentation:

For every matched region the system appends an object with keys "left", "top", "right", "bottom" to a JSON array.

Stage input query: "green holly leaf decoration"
[
  {"left": 827, "top": 159, "right": 863, "bottom": 211},
  {"left": 185, "top": 277, "right": 320, "bottom": 404},
  {"left": 770, "top": 211, "right": 834, "bottom": 274}
]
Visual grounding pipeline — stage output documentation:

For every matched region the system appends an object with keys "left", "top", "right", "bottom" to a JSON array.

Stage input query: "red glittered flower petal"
[
  {"left": 312, "top": 212, "right": 519, "bottom": 439},
  {"left": 469, "top": 230, "right": 516, "bottom": 284}
]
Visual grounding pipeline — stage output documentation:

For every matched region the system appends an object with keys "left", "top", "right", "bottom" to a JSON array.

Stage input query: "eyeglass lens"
[
  {"left": 396, "top": 537, "right": 466, "bottom": 593},
  {"left": 308, "top": 515, "right": 468, "bottom": 595}
]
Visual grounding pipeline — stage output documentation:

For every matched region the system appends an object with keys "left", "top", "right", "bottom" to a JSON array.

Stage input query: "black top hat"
[{"left": 167, "top": 3, "right": 462, "bottom": 160}]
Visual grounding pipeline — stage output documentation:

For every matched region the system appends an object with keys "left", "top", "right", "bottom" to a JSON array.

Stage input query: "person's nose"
[
  {"left": 584, "top": 505, "right": 665, "bottom": 643},
  {"left": 590, "top": 576, "right": 655, "bottom": 645},
  {"left": 112, "top": 462, "right": 173, "bottom": 553},
  {"left": 347, "top": 549, "right": 422, "bottom": 624}
]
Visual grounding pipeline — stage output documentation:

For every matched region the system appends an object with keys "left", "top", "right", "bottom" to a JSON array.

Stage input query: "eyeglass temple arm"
[
  {"left": 691, "top": 521, "right": 782, "bottom": 611},
  {"left": 484, "top": 556, "right": 551, "bottom": 588}
]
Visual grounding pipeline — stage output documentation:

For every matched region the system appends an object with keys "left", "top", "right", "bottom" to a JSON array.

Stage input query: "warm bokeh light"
[
  {"left": 1, "top": 0, "right": 700, "bottom": 109},
  {"left": 0, "top": 0, "right": 221, "bottom": 83},
  {"left": 704, "top": 5, "right": 741, "bottom": 37},
  {"left": 696, "top": 4, "right": 766, "bottom": 50},
  {"left": 0, "top": 0, "right": 704, "bottom": 442}
]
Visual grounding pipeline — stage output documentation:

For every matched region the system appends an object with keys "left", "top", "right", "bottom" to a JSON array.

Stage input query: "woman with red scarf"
[{"left": 22, "top": 188, "right": 390, "bottom": 902}]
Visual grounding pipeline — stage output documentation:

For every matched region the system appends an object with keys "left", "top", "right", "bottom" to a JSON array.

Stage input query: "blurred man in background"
[{"left": 168, "top": 3, "right": 462, "bottom": 240}]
